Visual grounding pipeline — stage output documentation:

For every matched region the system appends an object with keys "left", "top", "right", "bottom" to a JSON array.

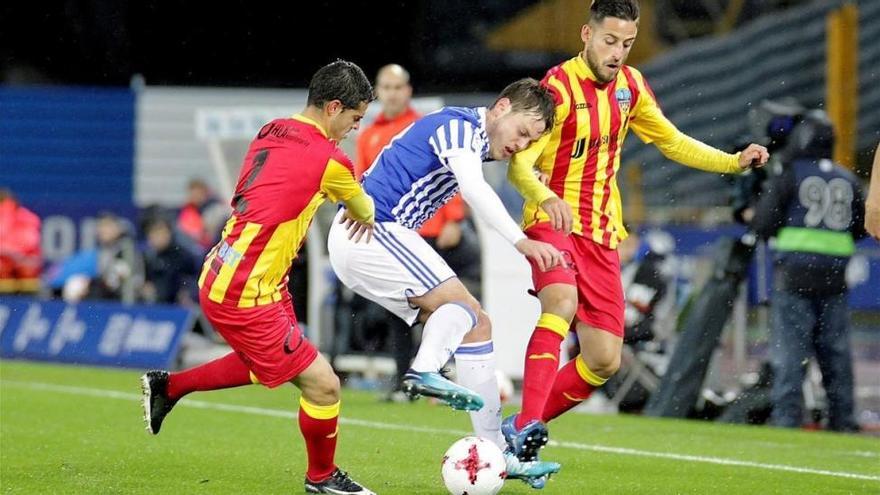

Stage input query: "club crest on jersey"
[{"left": 616, "top": 88, "right": 632, "bottom": 114}]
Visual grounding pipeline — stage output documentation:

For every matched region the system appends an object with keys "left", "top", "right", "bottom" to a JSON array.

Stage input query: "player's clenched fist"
[{"left": 738, "top": 143, "right": 770, "bottom": 169}]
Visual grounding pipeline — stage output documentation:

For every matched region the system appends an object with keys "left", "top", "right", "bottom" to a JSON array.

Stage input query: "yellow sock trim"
[
  {"left": 575, "top": 357, "right": 608, "bottom": 387},
  {"left": 249, "top": 371, "right": 260, "bottom": 385},
  {"left": 300, "top": 397, "right": 341, "bottom": 420},
  {"left": 536, "top": 313, "right": 570, "bottom": 338}
]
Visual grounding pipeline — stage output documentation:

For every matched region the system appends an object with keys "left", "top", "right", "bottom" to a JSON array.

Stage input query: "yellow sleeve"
[
  {"left": 321, "top": 158, "right": 374, "bottom": 223},
  {"left": 508, "top": 132, "right": 556, "bottom": 204},
  {"left": 629, "top": 71, "right": 742, "bottom": 175},
  {"left": 342, "top": 191, "right": 375, "bottom": 223}
]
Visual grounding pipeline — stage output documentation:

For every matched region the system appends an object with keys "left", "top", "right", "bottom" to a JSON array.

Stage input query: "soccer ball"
[{"left": 441, "top": 436, "right": 506, "bottom": 495}]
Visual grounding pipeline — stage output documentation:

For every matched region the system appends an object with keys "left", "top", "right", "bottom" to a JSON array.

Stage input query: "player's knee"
[
  {"left": 447, "top": 299, "right": 481, "bottom": 327},
  {"left": 311, "top": 370, "right": 341, "bottom": 405},
  {"left": 458, "top": 299, "right": 482, "bottom": 321},
  {"left": 539, "top": 291, "right": 577, "bottom": 323},
  {"left": 462, "top": 310, "right": 491, "bottom": 343},
  {"left": 581, "top": 349, "right": 621, "bottom": 378}
]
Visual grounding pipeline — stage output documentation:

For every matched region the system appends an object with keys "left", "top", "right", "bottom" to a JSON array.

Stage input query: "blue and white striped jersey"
[{"left": 362, "top": 106, "right": 489, "bottom": 229}]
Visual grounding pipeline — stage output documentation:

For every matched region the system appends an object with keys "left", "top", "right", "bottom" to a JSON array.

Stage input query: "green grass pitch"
[{"left": 1, "top": 360, "right": 878, "bottom": 494}]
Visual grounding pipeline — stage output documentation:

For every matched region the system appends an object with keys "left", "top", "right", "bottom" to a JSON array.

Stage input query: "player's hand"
[
  {"left": 738, "top": 144, "right": 770, "bottom": 170},
  {"left": 540, "top": 196, "right": 573, "bottom": 234},
  {"left": 515, "top": 238, "right": 563, "bottom": 272},
  {"left": 338, "top": 210, "right": 373, "bottom": 243}
]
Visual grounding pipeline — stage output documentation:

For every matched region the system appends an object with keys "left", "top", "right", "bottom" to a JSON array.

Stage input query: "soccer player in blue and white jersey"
[{"left": 328, "top": 79, "right": 563, "bottom": 487}]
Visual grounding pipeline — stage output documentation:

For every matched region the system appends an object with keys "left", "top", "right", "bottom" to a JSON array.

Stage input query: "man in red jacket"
[
  {"left": 0, "top": 188, "right": 41, "bottom": 294},
  {"left": 355, "top": 64, "right": 419, "bottom": 177}
]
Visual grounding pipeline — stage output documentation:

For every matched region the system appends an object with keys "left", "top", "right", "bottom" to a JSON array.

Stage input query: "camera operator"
[{"left": 745, "top": 107, "right": 867, "bottom": 432}]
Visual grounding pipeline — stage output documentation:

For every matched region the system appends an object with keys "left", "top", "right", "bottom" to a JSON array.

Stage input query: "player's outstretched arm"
[
  {"left": 866, "top": 143, "right": 880, "bottom": 241},
  {"left": 650, "top": 123, "right": 768, "bottom": 174},
  {"left": 448, "top": 153, "right": 563, "bottom": 271},
  {"left": 627, "top": 70, "right": 768, "bottom": 174}
]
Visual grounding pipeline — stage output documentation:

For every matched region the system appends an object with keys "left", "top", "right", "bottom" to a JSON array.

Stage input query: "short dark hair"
[
  {"left": 589, "top": 0, "right": 640, "bottom": 23},
  {"left": 307, "top": 59, "right": 375, "bottom": 110},
  {"left": 494, "top": 78, "right": 556, "bottom": 132}
]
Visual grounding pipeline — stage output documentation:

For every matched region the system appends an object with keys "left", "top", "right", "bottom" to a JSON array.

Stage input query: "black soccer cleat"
[
  {"left": 140, "top": 370, "right": 177, "bottom": 435},
  {"left": 304, "top": 468, "right": 375, "bottom": 494}
]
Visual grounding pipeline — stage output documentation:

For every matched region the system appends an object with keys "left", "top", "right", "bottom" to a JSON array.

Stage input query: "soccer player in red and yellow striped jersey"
[
  {"left": 141, "top": 60, "right": 377, "bottom": 494},
  {"left": 500, "top": 0, "right": 769, "bottom": 462}
]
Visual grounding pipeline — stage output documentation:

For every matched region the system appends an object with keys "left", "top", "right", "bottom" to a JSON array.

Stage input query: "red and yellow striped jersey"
[
  {"left": 198, "top": 114, "right": 373, "bottom": 308},
  {"left": 509, "top": 54, "right": 742, "bottom": 249}
]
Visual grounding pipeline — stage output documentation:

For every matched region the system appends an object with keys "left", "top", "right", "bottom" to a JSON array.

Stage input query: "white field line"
[{"left": 3, "top": 380, "right": 879, "bottom": 483}]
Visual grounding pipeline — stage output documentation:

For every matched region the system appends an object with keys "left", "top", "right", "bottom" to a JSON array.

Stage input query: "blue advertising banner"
[{"left": 0, "top": 297, "right": 194, "bottom": 369}]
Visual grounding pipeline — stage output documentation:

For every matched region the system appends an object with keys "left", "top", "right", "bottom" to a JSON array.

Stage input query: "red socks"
[
  {"left": 542, "top": 356, "right": 607, "bottom": 423},
  {"left": 166, "top": 351, "right": 254, "bottom": 401},
  {"left": 299, "top": 398, "right": 340, "bottom": 482},
  {"left": 515, "top": 313, "right": 569, "bottom": 430},
  {"left": 166, "top": 352, "right": 340, "bottom": 482}
]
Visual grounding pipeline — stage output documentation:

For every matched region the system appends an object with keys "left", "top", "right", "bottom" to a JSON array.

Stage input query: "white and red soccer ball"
[{"left": 441, "top": 436, "right": 506, "bottom": 495}]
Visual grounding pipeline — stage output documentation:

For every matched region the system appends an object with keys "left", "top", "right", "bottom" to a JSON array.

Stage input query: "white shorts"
[{"left": 328, "top": 210, "right": 457, "bottom": 325}]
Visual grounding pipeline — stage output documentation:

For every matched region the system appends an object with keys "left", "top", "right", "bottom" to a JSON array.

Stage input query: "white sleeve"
[{"left": 446, "top": 152, "right": 527, "bottom": 246}]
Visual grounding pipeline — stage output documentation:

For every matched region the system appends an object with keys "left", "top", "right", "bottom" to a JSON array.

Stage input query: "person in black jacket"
[
  {"left": 142, "top": 216, "right": 201, "bottom": 306},
  {"left": 748, "top": 109, "right": 867, "bottom": 431}
]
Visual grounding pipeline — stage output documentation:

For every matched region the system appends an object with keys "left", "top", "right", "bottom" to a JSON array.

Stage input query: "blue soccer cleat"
[
  {"left": 504, "top": 450, "right": 560, "bottom": 489},
  {"left": 502, "top": 414, "right": 549, "bottom": 462},
  {"left": 401, "top": 370, "right": 484, "bottom": 411}
]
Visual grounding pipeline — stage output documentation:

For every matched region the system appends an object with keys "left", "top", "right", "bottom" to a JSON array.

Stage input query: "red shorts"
[
  {"left": 199, "top": 290, "right": 318, "bottom": 388},
  {"left": 525, "top": 222, "right": 624, "bottom": 337}
]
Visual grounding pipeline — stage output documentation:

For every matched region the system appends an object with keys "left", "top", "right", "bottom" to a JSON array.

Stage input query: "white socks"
[
  {"left": 455, "top": 340, "right": 506, "bottom": 450},
  {"left": 410, "top": 303, "right": 476, "bottom": 373},
  {"left": 409, "top": 304, "right": 504, "bottom": 449}
]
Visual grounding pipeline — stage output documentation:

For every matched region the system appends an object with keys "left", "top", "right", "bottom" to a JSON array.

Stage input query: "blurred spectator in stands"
[
  {"left": 48, "top": 212, "right": 143, "bottom": 303},
  {"left": 177, "top": 178, "right": 228, "bottom": 251},
  {"left": 619, "top": 228, "right": 675, "bottom": 345},
  {"left": 0, "top": 188, "right": 41, "bottom": 294},
  {"left": 141, "top": 215, "right": 200, "bottom": 306},
  {"left": 90, "top": 211, "right": 143, "bottom": 303}
]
